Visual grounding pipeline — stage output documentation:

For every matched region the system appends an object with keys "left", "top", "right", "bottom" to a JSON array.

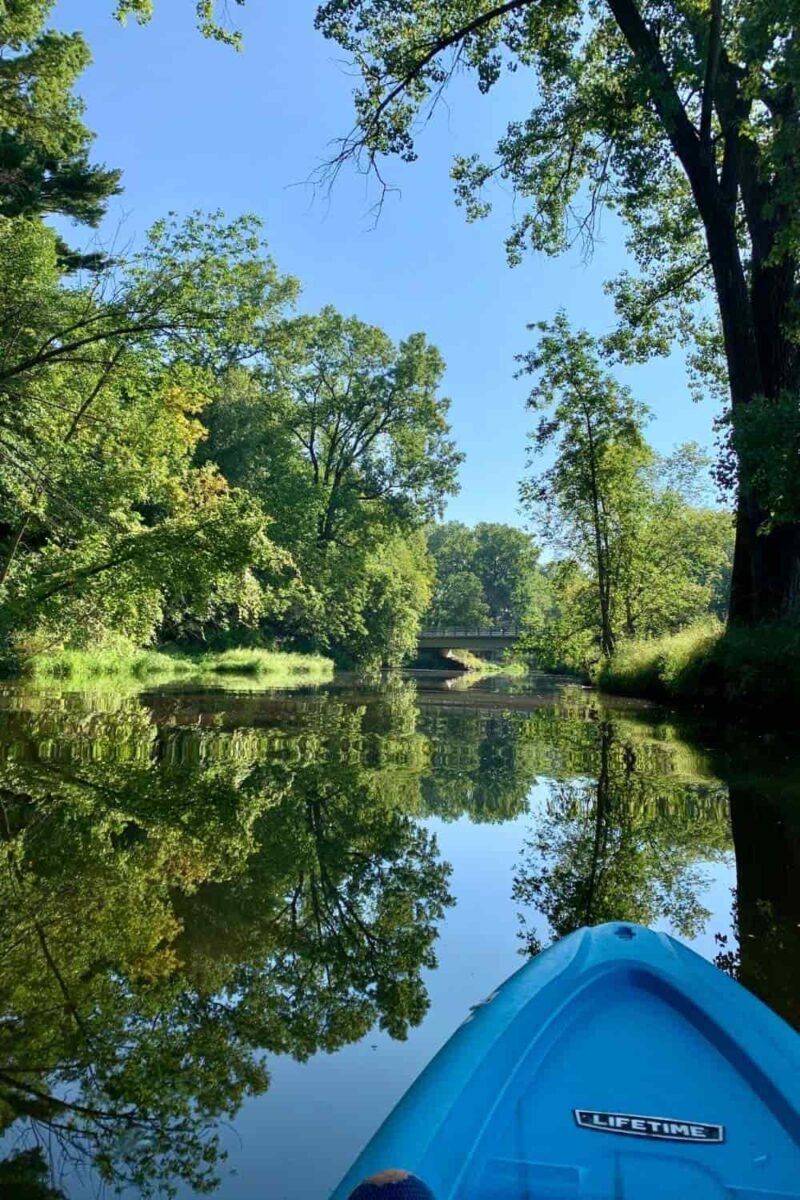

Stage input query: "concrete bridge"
[{"left": 418, "top": 626, "right": 520, "bottom": 652}]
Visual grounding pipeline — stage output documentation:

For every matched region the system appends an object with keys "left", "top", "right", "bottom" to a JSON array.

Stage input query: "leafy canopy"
[
  {"left": 426, "top": 521, "right": 545, "bottom": 628},
  {"left": 114, "top": 1, "right": 247, "bottom": 46},
  {"left": 519, "top": 314, "right": 733, "bottom": 668},
  {"left": 202, "top": 306, "right": 460, "bottom": 663},
  {"left": 314, "top": 0, "right": 800, "bottom": 626},
  {"left": 0, "top": 1, "right": 120, "bottom": 235},
  {"left": 0, "top": 211, "right": 300, "bottom": 651},
  {"left": 315, "top": 0, "right": 800, "bottom": 368},
  {"left": 0, "top": 1, "right": 247, "bottom": 247}
]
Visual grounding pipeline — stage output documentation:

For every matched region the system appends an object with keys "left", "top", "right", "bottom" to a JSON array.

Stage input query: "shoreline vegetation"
[
  {"left": 443, "top": 649, "right": 529, "bottom": 676},
  {"left": 596, "top": 620, "right": 800, "bottom": 719},
  {"left": 8, "top": 629, "right": 795, "bottom": 723},
  {"left": 0, "top": 6, "right": 796, "bottom": 754},
  {"left": 8, "top": 646, "right": 335, "bottom": 687},
  {"left": 9, "top": 643, "right": 530, "bottom": 688}
]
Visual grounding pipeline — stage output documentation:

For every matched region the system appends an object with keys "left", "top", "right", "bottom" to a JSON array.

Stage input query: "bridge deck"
[{"left": 418, "top": 627, "right": 519, "bottom": 651}]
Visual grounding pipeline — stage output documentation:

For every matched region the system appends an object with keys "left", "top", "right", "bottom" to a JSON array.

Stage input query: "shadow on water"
[{"left": 0, "top": 673, "right": 795, "bottom": 1196}]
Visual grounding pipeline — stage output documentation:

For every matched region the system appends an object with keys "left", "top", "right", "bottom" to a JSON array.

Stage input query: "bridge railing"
[{"left": 419, "top": 626, "right": 520, "bottom": 638}]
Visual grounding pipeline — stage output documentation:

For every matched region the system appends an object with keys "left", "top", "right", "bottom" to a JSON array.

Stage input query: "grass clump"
[
  {"left": 21, "top": 644, "right": 334, "bottom": 687},
  {"left": 598, "top": 618, "right": 800, "bottom": 717},
  {"left": 445, "top": 649, "right": 530, "bottom": 676},
  {"left": 190, "top": 648, "right": 334, "bottom": 679},
  {"left": 598, "top": 620, "right": 723, "bottom": 699},
  {"left": 27, "top": 646, "right": 194, "bottom": 683}
]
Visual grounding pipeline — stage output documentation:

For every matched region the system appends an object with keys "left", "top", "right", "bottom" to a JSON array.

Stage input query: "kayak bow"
[{"left": 332, "top": 923, "right": 800, "bottom": 1199}]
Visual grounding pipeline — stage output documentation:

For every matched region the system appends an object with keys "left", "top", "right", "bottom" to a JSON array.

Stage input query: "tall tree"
[
  {"left": 203, "top": 307, "right": 460, "bottom": 663},
  {"left": 315, "top": 0, "right": 800, "bottom": 625},
  {"left": 0, "top": 212, "right": 299, "bottom": 649},
  {"left": 260, "top": 307, "right": 462, "bottom": 551},
  {"left": 519, "top": 314, "right": 651, "bottom": 657},
  {"left": 426, "top": 523, "right": 489, "bottom": 626},
  {"left": 426, "top": 521, "right": 544, "bottom": 627},
  {"left": 614, "top": 463, "right": 733, "bottom": 636},
  {"left": 472, "top": 522, "right": 544, "bottom": 626},
  {"left": 0, "top": 1, "right": 248, "bottom": 253},
  {"left": 0, "top": 1, "right": 121, "bottom": 255}
]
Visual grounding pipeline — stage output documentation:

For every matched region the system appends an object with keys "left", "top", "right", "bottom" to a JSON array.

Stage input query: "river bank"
[
  {"left": 7, "top": 645, "right": 335, "bottom": 687},
  {"left": 437, "top": 648, "right": 529, "bottom": 676},
  {"left": 596, "top": 619, "right": 800, "bottom": 721}
]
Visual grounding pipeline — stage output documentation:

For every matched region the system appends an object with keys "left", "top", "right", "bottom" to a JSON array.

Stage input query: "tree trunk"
[
  {"left": 728, "top": 251, "right": 800, "bottom": 622},
  {"left": 0, "top": 515, "right": 31, "bottom": 590},
  {"left": 730, "top": 503, "right": 800, "bottom": 624},
  {"left": 605, "top": 0, "right": 800, "bottom": 624},
  {"left": 583, "top": 409, "right": 615, "bottom": 657},
  {"left": 697, "top": 200, "right": 800, "bottom": 623}
]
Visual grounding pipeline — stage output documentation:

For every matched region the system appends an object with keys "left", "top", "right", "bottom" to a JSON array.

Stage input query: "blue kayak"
[{"left": 331, "top": 923, "right": 800, "bottom": 1199}]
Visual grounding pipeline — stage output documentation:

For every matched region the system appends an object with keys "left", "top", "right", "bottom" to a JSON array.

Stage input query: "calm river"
[{"left": 0, "top": 672, "right": 797, "bottom": 1198}]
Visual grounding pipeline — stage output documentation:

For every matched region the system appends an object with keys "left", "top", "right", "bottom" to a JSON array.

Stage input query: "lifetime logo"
[{"left": 574, "top": 1110, "right": 725, "bottom": 1143}]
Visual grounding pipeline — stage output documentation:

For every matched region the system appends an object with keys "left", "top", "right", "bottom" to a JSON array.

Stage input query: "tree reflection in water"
[
  {"left": 512, "top": 716, "right": 731, "bottom": 952},
  {"left": 0, "top": 680, "right": 795, "bottom": 1196},
  {"left": 0, "top": 683, "right": 451, "bottom": 1196}
]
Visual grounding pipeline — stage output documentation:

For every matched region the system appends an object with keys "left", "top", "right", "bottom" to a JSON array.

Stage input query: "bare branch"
[{"left": 320, "top": 0, "right": 536, "bottom": 183}]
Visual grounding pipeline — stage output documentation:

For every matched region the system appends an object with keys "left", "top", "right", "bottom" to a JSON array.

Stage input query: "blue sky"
[{"left": 54, "top": 0, "right": 719, "bottom": 527}]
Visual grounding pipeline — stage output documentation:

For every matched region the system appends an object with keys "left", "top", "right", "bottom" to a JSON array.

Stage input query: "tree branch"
[
  {"left": 326, "top": 0, "right": 537, "bottom": 172},
  {"left": 700, "top": 0, "right": 723, "bottom": 149},
  {"left": 605, "top": 0, "right": 702, "bottom": 173}
]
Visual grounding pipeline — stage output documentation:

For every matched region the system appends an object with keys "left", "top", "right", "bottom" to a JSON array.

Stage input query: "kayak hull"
[{"left": 331, "top": 924, "right": 800, "bottom": 1199}]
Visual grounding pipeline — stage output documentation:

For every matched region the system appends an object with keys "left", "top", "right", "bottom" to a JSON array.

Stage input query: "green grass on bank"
[
  {"left": 445, "top": 649, "right": 530, "bottom": 676},
  {"left": 598, "top": 618, "right": 800, "bottom": 715},
  {"left": 20, "top": 645, "right": 335, "bottom": 686}
]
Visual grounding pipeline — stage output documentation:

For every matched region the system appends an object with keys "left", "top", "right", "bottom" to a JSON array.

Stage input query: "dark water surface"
[{"left": 0, "top": 672, "right": 797, "bottom": 1198}]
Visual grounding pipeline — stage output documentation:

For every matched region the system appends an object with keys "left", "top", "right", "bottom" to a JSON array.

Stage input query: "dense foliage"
[
  {"left": 0, "top": 0, "right": 779, "bottom": 681},
  {"left": 0, "top": 5, "right": 463, "bottom": 669},
  {"left": 0, "top": 1, "right": 119, "bottom": 259},
  {"left": 0, "top": 7, "right": 795, "bottom": 1194},
  {"left": 202, "top": 308, "right": 460, "bottom": 664},
  {"left": 0, "top": 209, "right": 459, "bottom": 666},
  {"left": 315, "top": 0, "right": 800, "bottom": 629},
  {"left": 0, "top": 212, "right": 304, "bottom": 655},
  {"left": 425, "top": 521, "right": 546, "bottom": 629},
  {"left": 519, "top": 316, "right": 733, "bottom": 672}
]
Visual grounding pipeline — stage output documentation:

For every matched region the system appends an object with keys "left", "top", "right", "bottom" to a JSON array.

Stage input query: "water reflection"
[
  {"left": 719, "top": 756, "right": 800, "bottom": 1029},
  {"left": 0, "top": 679, "right": 795, "bottom": 1197},
  {"left": 512, "top": 717, "right": 731, "bottom": 950},
  {"left": 0, "top": 684, "right": 450, "bottom": 1196}
]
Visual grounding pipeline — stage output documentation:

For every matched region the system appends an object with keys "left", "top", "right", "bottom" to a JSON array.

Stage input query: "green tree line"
[
  {"left": 0, "top": 3, "right": 462, "bottom": 670},
  {"left": 425, "top": 522, "right": 546, "bottom": 629},
  {"left": 517, "top": 316, "right": 734, "bottom": 672},
  {"left": 425, "top": 358, "right": 733, "bottom": 671},
  {"left": 314, "top": 0, "right": 800, "bottom": 634},
  {"left": 2, "top": 0, "right": 792, "bottom": 683}
]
